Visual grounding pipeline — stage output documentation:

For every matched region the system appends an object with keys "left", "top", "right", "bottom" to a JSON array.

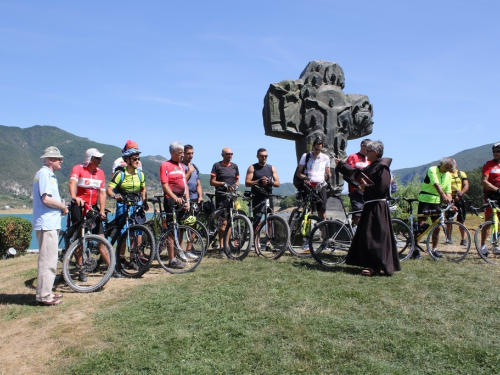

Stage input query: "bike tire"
[
  {"left": 391, "top": 218, "right": 414, "bottom": 261},
  {"left": 156, "top": 225, "right": 205, "bottom": 274},
  {"left": 197, "top": 212, "right": 219, "bottom": 250},
  {"left": 426, "top": 221, "right": 471, "bottom": 262},
  {"left": 288, "top": 208, "right": 321, "bottom": 258},
  {"left": 118, "top": 224, "right": 155, "bottom": 278},
  {"left": 223, "top": 214, "right": 253, "bottom": 260},
  {"left": 309, "top": 219, "right": 351, "bottom": 266},
  {"left": 62, "top": 234, "right": 116, "bottom": 293},
  {"left": 254, "top": 215, "right": 290, "bottom": 260},
  {"left": 474, "top": 220, "right": 500, "bottom": 265},
  {"left": 190, "top": 220, "right": 209, "bottom": 256}
]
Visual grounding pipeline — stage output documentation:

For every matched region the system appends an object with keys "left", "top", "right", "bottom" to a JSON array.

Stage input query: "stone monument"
[{"left": 263, "top": 60, "right": 373, "bottom": 193}]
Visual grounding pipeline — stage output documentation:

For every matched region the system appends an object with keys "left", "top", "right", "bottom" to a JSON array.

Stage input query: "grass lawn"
[{"left": 2, "top": 241, "right": 500, "bottom": 374}]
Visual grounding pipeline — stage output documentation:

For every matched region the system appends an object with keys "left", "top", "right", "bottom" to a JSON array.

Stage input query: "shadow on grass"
[
  {"left": 0, "top": 293, "right": 38, "bottom": 306},
  {"left": 290, "top": 260, "right": 358, "bottom": 274}
]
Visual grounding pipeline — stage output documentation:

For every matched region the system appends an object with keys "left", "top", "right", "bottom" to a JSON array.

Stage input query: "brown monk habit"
[{"left": 336, "top": 158, "right": 401, "bottom": 275}]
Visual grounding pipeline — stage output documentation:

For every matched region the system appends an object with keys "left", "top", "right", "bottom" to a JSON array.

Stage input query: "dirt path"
[{"left": 0, "top": 254, "right": 173, "bottom": 374}]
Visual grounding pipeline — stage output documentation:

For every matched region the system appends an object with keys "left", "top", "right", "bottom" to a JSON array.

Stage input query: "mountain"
[
  {"left": 394, "top": 143, "right": 493, "bottom": 183},
  {"left": 0, "top": 125, "right": 296, "bottom": 207}
]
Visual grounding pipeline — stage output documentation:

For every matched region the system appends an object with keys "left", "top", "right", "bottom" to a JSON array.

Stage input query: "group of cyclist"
[{"left": 33, "top": 138, "right": 500, "bottom": 303}]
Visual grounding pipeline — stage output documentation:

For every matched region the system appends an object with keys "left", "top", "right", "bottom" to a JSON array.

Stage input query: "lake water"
[{"left": 0, "top": 213, "right": 153, "bottom": 250}]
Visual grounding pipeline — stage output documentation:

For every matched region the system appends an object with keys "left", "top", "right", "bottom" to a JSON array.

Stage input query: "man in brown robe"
[{"left": 335, "top": 140, "right": 401, "bottom": 276}]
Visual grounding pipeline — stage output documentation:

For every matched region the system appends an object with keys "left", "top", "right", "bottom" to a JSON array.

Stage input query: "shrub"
[{"left": 0, "top": 216, "right": 32, "bottom": 258}]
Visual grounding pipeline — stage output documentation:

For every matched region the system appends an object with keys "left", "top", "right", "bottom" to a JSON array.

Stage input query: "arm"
[
  {"left": 196, "top": 179, "right": 203, "bottom": 204},
  {"left": 68, "top": 178, "right": 85, "bottom": 206},
  {"left": 210, "top": 174, "right": 226, "bottom": 188},
  {"left": 481, "top": 174, "right": 500, "bottom": 193},
  {"left": 41, "top": 194, "right": 68, "bottom": 216},
  {"left": 99, "top": 189, "right": 107, "bottom": 217},
  {"left": 271, "top": 166, "right": 280, "bottom": 187},
  {"left": 295, "top": 164, "right": 307, "bottom": 180},
  {"left": 433, "top": 183, "right": 451, "bottom": 204},
  {"left": 185, "top": 163, "right": 195, "bottom": 181},
  {"left": 245, "top": 165, "right": 255, "bottom": 187}
]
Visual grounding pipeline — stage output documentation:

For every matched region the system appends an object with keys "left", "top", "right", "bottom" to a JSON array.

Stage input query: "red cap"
[{"left": 122, "top": 140, "right": 139, "bottom": 152}]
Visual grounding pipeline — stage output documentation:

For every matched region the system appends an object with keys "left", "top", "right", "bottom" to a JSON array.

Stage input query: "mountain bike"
[
  {"left": 198, "top": 190, "right": 254, "bottom": 260},
  {"left": 394, "top": 198, "right": 471, "bottom": 262},
  {"left": 58, "top": 203, "right": 116, "bottom": 292},
  {"left": 105, "top": 194, "right": 155, "bottom": 277},
  {"left": 308, "top": 195, "right": 413, "bottom": 266},
  {"left": 243, "top": 187, "right": 290, "bottom": 260},
  {"left": 471, "top": 199, "right": 500, "bottom": 265},
  {"left": 287, "top": 183, "right": 324, "bottom": 257},
  {"left": 156, "top": 200, "right": 205, "bottom": 273}
]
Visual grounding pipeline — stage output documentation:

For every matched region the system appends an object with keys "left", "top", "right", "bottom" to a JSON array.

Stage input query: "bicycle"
[
  {"left": 287, "top": 183, "right": 325, "bottom": 257},
  {"left": 394, "top": 198, "right": 471, "bottom": 262},
  {"left": 308, "top": 195, "right": 413, "bottom": 266},
  {"left": 471, "top": 199, "right": 500, "bottom": 265},
  {"left": 156, "top": 200, "right": 205, "bottom": 273},
  {"left": 58, "top": 203, "right": 116, "bottom": 292},
  {"left": 197, "top": 190, "right": 254, "bottom": 260},
  {"left": 243, "top": 186, "right": 290, "bottom": 260},
  {"left": 105, "top": 194, "right": 155, "bottom": 277}
]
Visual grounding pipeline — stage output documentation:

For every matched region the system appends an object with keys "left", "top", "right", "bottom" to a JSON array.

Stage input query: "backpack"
[
  {"left": 112, "top": 168, "right": 143, "bottom": 194},
  {"left": 293, "top": 153, "right": 311, "bottom": 190}
]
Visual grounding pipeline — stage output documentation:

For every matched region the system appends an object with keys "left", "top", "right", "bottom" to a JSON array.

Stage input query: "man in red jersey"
[
  {"left": 479, "top": 142, "right": 500, "bottom": 255},
  {"left": 160, "top": 141, "right": 195, "bottom": 269},
  {"left": 345, "top": 139, "right": 371, "bottom": 226},
  {"left": 69, "top": 148, "right": 114, "bottom": 280}
]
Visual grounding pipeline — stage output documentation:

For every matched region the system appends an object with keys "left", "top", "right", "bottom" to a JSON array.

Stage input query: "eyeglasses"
[
  {"left": 131, "top": 157, "right": 140, "bottom": 161},
  {"left": 224, "top": 153, "right": 233, "bottom": 156},
  {"left": 258, "top": 155, "right": 268, "bottom": 158},
  {"left": 91, "top": 156, "right": 102, "bottom": 160},
  {"left": 313, "top": 148, "right": 322, "bottom": 152}
]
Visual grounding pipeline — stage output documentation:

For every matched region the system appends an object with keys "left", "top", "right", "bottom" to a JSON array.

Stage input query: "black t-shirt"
[
  {"left": 251, "top": 163, "right": 273, "bottom": 196},
  {"left": 211, "top": 161, "right": 239, "bottom": 185}
]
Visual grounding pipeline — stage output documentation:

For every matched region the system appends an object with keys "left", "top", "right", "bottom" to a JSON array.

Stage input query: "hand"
[
  {"left": 229, "top": 184, "right": 237, "bottom": 191},
  {"left": 184, "top": 200, "right": 190, "bottom": 209},
  {"left": 143, "top": 203, "right": 149, "bottom": 212},
  {"left": 174, "top": 196, "right": 184, "bottom": 206},
  {"left": 99, "top": 212, "right": 107, "bottom": 219},
  {"left": 73, "top": 197, "right": 84, "bottom": 206},
  {"left": 114, "top": 194, "right": 123, "bottom": 202},
  {"left": 61, "top": 206, "right": 69, "bottom": 216}
]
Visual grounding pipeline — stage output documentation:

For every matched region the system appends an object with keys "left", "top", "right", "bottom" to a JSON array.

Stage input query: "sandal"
[
  {"left": 361, "top": 268, "right": 376, "bottom": 277},
  {"left": 52, "top": 294, "right": 63, "bottom": 299}
]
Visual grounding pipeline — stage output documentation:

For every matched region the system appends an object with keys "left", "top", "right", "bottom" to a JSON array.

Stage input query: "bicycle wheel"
[
  {"left": 146, "top": 215, "right": 162, "bottom": 243},
  {"left": 223, "top": 214, "right": 253, "bottom": 260},
  {"left": 309, "top": 220, "right": 351, "bottom": 266},
  {"left": 391, "top": 218, "right": 414, "bottom": 261},
  {"left": 190, "top": 220, "right": 209, "bottom": 256},
  {"left": 426, "top": 221, "right": 471, "bottom": 262},
  {"left": 288, "top": 208, "right": 321, "bottom": 257},
  {"left": 254, "top": 215, "right": 290, "bottom": 260},
  {"left": 62, "top": 234, "right": 116, "bottom": 293},
  {"left": 118, "top": 224, "right": 155, "bottom": 278},
  {"left": 156, "top": 225, "right": 204, "bottom": 274},
  {"left": 474, "top": 221, "right": 500, "bottom": 265},
  {"left": 197, "top": 212, "right": 219, "bottom": 250}
]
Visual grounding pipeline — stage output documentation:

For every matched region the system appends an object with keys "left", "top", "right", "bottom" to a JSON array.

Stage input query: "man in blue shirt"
[
  {"left": 183, "top": 144, "right": 203, "bottom": 206},
  {"left": 33, "top": 146, "right": 69, "bottom": 306}
]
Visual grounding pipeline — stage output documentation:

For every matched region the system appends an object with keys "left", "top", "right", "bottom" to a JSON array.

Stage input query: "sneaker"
[
  {"left": 78, "top": 268, "right": 88, "bottom": 282},
  {"left": 185, "top": 251, "right": 199, "bottom": 260},
  {"left": 168, "top": 258, "right": 185, "bottom": 269},
  {"left": 112, "top": 270, "right": 122, "bottom": 278},
  {"left": 459, "top": 239, "right": 467, "bottom": 246},
  {"left": 410, "top": 250, "right": 421, "bottom": 260},
  {"left": 175, "top": 249, "right": 188, "bottom": 262},
  {"left": 266, "top": 242, "right": 274, "bottom": 251},
  {"left": 127, "top": 260, "right": 139, "bottom": 271},
  {"left": 445, "top": 239, "right": 453, "bottom": 245},
  {"left": 219, "top": 249, "right": 228, "bottom": 259},
  {"left": 480, "top": 245, "right": 490, "bottom": 255},
  {"left": 432, "top": 250, "right": 444, "bottom": 258},
  {"left": 302, "top": 239, "right": 310, "bottom": 252},
  {"left": 493, "top": 246, "right": 500, "bottom": 255}
]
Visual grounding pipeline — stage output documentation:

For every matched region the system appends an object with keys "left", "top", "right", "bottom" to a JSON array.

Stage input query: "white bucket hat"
[
  {"left": 40, "top": 146, "right": 64, "bottom": 158},
  {"left": 84, "top": 148, "right": 105, "bottom": 166}
]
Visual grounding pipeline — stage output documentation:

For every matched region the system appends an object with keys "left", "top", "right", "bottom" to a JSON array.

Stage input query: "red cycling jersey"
[
  {"left": 482, "top": 159, "right": 500, "bottom": 191},
  {"left": 69, "top": 164, "right": 106, "bottom": 206},
  {"left": 346, "top": 152, "right": 370, "bottom": 193},
  {"left": 160, "top": 160, "right": 187, "bottom": 197}
]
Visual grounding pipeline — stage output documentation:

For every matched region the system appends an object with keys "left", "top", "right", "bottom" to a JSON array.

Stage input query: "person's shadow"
[{"left": 0, "top": 293, "right": 39, "bottom": 306}]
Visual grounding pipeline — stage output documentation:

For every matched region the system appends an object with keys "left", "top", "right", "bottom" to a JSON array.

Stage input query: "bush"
[{"left": 0, "top": 216, "right": 32, "bottom": 258}]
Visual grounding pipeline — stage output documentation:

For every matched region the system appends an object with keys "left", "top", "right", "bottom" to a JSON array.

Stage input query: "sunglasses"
[
  {"left": 131, "top": 157, "right": 141, "bottom": 161},
  {"left": 224, "top": 153, "right": 233, "bottom": 156},
  {"left": 258, "top": 155, "right": 268, "bottom": 158}
]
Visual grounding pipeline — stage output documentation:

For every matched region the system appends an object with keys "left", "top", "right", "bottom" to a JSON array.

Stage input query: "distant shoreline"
[{"left": 0, "top": 209, "right": 32, "bottom": 215}]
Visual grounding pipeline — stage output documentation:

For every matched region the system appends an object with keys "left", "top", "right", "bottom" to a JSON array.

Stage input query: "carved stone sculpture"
[{"left": 262, "top": 60, "right": 373, "bottom": 193}]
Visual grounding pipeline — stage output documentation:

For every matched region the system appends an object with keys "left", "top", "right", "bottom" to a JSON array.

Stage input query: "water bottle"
[{"left": 161, "top": 213, "right": 167, "bottom": 230}]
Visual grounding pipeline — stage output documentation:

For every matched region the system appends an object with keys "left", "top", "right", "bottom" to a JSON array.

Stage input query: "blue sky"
[{"left": 1, "top": 0, "right": 499, "bottom": 182}]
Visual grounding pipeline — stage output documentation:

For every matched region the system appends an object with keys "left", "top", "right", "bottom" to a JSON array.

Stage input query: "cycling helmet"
[
  {"left": 493, "top": 142, "right": 500, "bottom": 150},
  {"left": 180, "top": 215, "right": 196, "bottom": 226},
  {"left": 122, "top": 148, "right": 141, "bottom": 159}
]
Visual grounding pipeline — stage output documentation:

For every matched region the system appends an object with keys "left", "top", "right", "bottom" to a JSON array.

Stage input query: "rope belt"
[{"left": 364, "top": 198, "right": 387, "bottom": 204}]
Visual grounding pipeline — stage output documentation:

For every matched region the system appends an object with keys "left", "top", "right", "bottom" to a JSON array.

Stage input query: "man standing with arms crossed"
[
  {"left": 210, "top": 147, "right": 240, "bottom": 257},
  {"left": 33, "top": 146, "right": 68, "bottom": 306},
  {"left": 346, "top": 139, "right": 371, "bottom": 226},
  {"left": 479, "top": 142, "right": 500, "bottom": 255}
]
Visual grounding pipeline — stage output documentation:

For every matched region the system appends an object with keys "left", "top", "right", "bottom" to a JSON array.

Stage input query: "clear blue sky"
[{"left": 1, "top": 0, "right": 499, "bottom": 182}]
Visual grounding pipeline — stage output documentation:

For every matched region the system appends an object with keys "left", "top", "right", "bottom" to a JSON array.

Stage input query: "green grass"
[{"left": 60, "top": 256, "right": 500, "bottom": 375}]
